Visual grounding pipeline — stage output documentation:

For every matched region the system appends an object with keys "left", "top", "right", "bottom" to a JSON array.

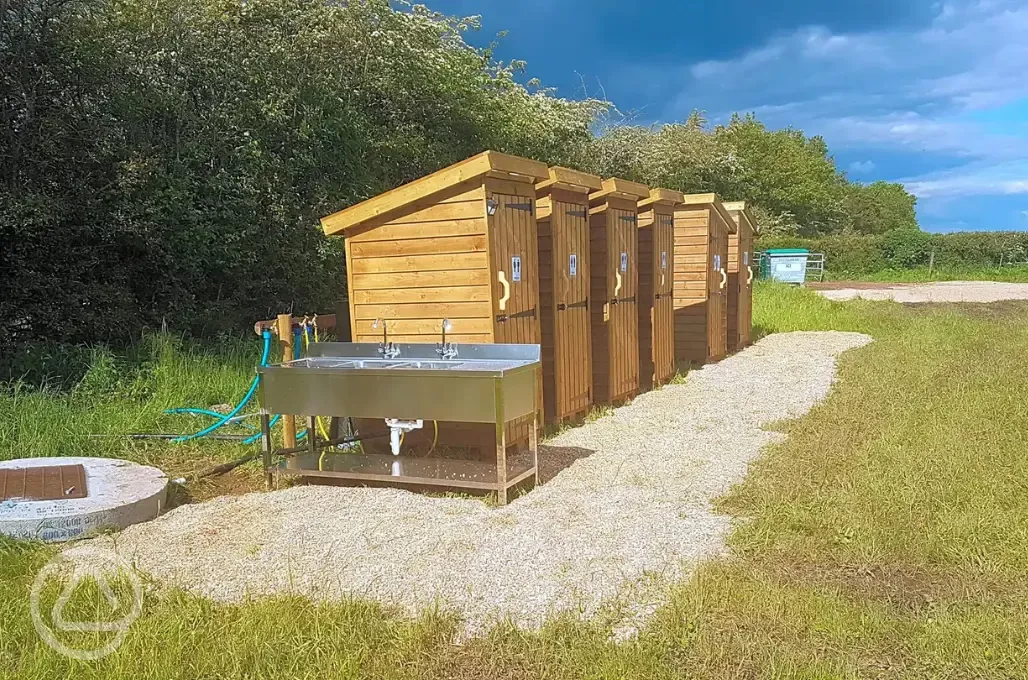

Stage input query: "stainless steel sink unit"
[{"left": 257, "top": 341, "right": 541, "bottom": 504}]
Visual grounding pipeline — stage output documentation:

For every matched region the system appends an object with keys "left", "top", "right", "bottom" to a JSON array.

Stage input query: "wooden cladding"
[
  {"left": 488, "top": 188, "right": 543, "bottom": 444},
  {"left": 335, "top": 153, "right": 550, "bottom": 459},
  {"left": 725, "top": 203, "right": 755, "bottom": 351},
  {"left": 538, "top": 186, "right": 594, "bottom": 423},
  {"left": 673, "top": 200, "right": 731, "bottom": 365},
  {"left": 589, "top": 195, "right": 641, "bottom": 404},
  {"left": 345, "top": 180, "right": 493, "bottom": 345},
  {"left": 638, "top": 206, "right": 677, "bottom": 390}
]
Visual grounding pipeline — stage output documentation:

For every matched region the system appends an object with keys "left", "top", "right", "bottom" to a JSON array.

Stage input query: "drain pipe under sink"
[{"left": 384, "top": 419, "right": 424, "bottom": 456}]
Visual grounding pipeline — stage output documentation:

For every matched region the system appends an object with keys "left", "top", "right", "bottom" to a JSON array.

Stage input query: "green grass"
[
  {"left": 5, "top": 285, "right": 1028, "bottom": 678},
  {"left": 825, "top": 263, "right": 1028, "bottom": 283},
  {"left": 0, "top": 333, "right": 270, "bottom": 487}
]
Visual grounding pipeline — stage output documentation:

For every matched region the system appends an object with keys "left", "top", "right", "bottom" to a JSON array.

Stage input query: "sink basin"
[
  {"left": 259, "top": 342, "right": 540, "bottom": 423},
  {"left": 394, "top": 360, "right": 466, "bottom": 370},
  {"left": 285, "top": 358, "right": 410, "bottom": 370}
]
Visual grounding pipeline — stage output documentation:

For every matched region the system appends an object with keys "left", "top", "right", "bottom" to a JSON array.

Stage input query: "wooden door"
[
  {"left": 489, "top": 191, "right": 541, "bottom": 443},
  {"left": 652, "top": 213, "right": 675, "bottom": 383},
  {"left": 607, "top": 205, "right": 639, "bottom": 400},
  {"left": 706, "top": 212, "right": 728, "bottom": 361},
  {"left": 551, "top": 198, "right": 592, "bottom": 418},
  {"left": 490, "top": 193, "right": 540, "bottom": 346},
  {"left": 739, "top": 224, "right": 754, "bottom": 347}
]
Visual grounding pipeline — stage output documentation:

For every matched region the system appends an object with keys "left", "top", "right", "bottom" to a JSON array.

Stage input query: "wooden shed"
[
  {"left": 637, "top": 187, "right": 685, "bottom": 390},
  {"left": 321, "top": 150, "right": 549, "bottom": 455},
  {"left": 536, "top": 167, "right": 602, "bottom": 424},
  {"left": 673, "top": 193, "right": 736, "bottom": 365},
  {"left": 588, "top": 177, "right": 650, "bottom": 404},
  {"left": 723, "top": 201, "right": 756, "bottom": 352}
]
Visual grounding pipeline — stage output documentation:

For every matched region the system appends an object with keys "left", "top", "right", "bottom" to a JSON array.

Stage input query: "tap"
[
  {"left": 372, "top": 319, "right": 400, "bottom": 358},
  {"left": 436, "top": 318, "right": 458, "bottom": 359}
]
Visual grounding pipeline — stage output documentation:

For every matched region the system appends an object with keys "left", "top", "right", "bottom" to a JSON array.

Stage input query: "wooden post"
[
  {"left": 276, "top": 313, "right": 297, "bottom": 448},
  {"left": 928, "top": 249, "right": 936, "bottom": 278}
]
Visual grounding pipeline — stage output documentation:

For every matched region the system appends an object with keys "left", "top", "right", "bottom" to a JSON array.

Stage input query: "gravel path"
[
  {"left": 94, "top": 331, "right": 871, "bottom": 635},
  {"left": 817, "top": 280, "right": 1028, "bottom": 303}
]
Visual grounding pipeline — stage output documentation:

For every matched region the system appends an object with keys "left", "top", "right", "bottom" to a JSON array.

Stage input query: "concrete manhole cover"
[
  {"left": 0, "top": 457, "right": 167, "bottom": 542},
  {"left": 0, "top": 464, "right": 88, "bottom": 501}
]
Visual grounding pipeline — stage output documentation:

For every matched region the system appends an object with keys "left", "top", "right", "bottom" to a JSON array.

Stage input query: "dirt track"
[{"left": 813, "top": 281, "right": 1028, "bottom": 303}]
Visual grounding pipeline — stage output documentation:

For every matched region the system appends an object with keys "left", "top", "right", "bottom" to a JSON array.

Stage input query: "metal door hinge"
[
  {"left": 508, "top": 201, "right": 533, "bottom": 212},
  {"left": 566, "top": 208, "right": 586, "bottom": 218},
  {"left": 496, "top": 307, "right": 537, "bottom": 322},
  {"left": 619, "top": 215, "right": 637, "bottom": 223}
]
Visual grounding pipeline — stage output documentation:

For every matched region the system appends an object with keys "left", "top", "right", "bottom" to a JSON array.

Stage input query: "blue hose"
[
  {"left": 171, "top": 330, "right": 273, "bottom": 443},
  {"left": 239, "top": 420, "right": 307, "bottom": 446},
  {"left": 242, "top": 414, "right": 280, "bottom": 446},
  {"left": 164, "top": 408, "right": 259, "bottom": 430},
  {"left": 239, "top": 330, "right": 307, "bottom": 446}
]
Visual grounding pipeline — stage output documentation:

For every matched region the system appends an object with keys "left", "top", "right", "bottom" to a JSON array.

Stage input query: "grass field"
[{"left": 4, "top": 284, "right": 1028, "bottom": 678}]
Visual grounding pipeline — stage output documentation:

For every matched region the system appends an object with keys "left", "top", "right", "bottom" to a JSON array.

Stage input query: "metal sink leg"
[
  {"left": 261, "top": 412, "right": 273, "bottom": 490},
  {"left": 531, "top": 414, "right": 539, "bottom": 486},
  {"left": 495, "top": 379, "right": 507, "bottom": 506},
  {"left": 307, "top": 416, "right": 318, "bottom": 458}
]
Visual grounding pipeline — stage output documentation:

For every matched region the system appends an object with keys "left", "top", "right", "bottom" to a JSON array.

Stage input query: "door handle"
[
  {"left": 747, "top": 265, "right": 754, "bottom": 285},
  {"left": 614, "top": 270, "right": 622, "bottom": 297},
  {"left": 719, "top": 268, "right": 727, "bottom": 290},
  {"left": 498, "top": 270, "right": 510, "bottom": 311}
]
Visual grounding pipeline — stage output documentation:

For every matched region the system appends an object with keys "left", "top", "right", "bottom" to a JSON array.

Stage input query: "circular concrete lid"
[{"left": 0, "top": 457, "right": 168, "bottom": 542}]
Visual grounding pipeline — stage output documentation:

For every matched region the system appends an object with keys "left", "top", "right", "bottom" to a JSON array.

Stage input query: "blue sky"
[{"left": 426, "top": 0, "right": 1028, "bottom": 233}]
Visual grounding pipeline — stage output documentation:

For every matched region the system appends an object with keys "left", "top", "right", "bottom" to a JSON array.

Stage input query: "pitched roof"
[
  {"left": 680, "top": 193, "right": 738, "bottom": 234},
  {"left": 321, "top": 151, "right": 549, "bottom": 235},
  {"left": 536, "top": 166, "right": 603, "bottom": 194},
  {"left": 639, "top": 187, "right": 686, "bottom": 208},
  {"left": 589, "top": 177, "right": 650, "bottom": 205},
  {"left": 722, "top": 200, "right": 758, "bottom": 234}
]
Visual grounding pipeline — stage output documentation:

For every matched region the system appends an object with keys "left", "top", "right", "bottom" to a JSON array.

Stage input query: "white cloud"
[
  {"left": 902, "top": 160, "right": 1028, "bottom": 198},
  {"left": 645, "top": 0, "right": 1028, "bottom": 223},
  {"left": 663, "top": 0, "right": 1028, "bottom": 160},
  {"left": 690, "top": 43, "right": 785, "bottom": 80},
  {"left": 849, "top": 160, "right": 876, "bottom": 174}
]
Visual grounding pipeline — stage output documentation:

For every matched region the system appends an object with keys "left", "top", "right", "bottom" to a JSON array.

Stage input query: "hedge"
[{"left": 757, "top": 230, "right": 1028, "bottom": 275}]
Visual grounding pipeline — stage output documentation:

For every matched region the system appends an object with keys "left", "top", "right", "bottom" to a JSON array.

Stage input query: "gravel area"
[
  {"left": 93, "top": 331, "right": 871, "bottom": 636},
  {"left": 817, "top": 280, "right": 1028, "bottom": 303}
]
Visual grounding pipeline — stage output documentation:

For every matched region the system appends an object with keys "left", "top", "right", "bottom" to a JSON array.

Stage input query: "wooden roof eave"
[
  {"left": 589, "top": 177, "right": 650, "bottom": 208},
  {"left": 320, "top": 151, "right": 548, "bottom": 236},
  {"left": 638, "top": 187, "right": 686, "bottom": 209},
  {"left": 681, "top": 193, "right": 738, "bottom": 234},
  {"left": 536, "top": 166, "right": 603, "bottom": 197},
  {"left": 723, "top": 201, "right": 758, "bottom": 235}
]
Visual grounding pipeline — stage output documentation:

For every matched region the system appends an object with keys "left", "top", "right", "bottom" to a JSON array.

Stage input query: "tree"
[
  {"left": 844, "top": 181, "right": 919, "bottom": 235},
  {"left": 714, "top": 114, "right": 848, "bottom": 236},
  {"left": 0, "top": 0, "right": 606, "bottom": 344}
]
